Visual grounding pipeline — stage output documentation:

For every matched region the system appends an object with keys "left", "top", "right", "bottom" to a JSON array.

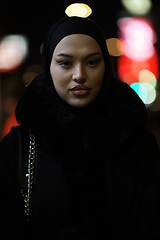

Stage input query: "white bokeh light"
[{"left": 0, "top": 35, "right": 28, "bottom": 72}]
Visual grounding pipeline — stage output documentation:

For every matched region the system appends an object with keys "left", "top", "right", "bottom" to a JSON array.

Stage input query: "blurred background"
[{"left": 1, "top": 0, "right": 160, "bottom": 149}]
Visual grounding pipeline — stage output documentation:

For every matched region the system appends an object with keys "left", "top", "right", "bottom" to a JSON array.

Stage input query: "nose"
[{"left": 72, "top": 64, "right": 86, "bottom": 84}]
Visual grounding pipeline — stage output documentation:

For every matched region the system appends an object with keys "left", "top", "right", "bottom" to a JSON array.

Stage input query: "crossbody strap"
[{"left": 15, "top": 127, "right": 37, "bottom": 220}]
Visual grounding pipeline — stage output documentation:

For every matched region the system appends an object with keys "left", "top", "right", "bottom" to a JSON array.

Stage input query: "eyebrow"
[{"left": 56, "top": 52, "right": 101, "bottom": 58}]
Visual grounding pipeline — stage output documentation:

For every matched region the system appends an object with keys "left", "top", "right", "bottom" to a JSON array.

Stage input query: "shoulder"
[
  {"left": 0, "top": 125, "right": 29, "bottom": 166},
  {"left": 115, "top": 130, "right": 160, "bottom": 176},
  {"left": 1, "top": 125, "right": 24, "bottom": 150},
  {"left": 137, "top": 130, "right": 159, "bottom": 157},
  {"left": 111, "top": 130, "right": 160, "bottom": 192},
  {"left": 0, "top": 125, "right": 31, "bottom": 192},
  {"left": 0, "top": 126, "right": 18, "bottom": 157},
  {"left": 0, "top": 126, "right": 20, "bottom": 195},
  {"left": 141, "top": 129, "right": 160, "bottom": 164},
  {"left": 128, "top": 130, "right": 160, "bottom": 176},
  {"left": 141, "top": 129, "right": 158, "bottom": 143}
]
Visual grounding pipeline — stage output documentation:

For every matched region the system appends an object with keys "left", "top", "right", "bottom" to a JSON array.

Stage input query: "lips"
[{"left": 70, "top": 85, "right": 91, "bottom": 96}]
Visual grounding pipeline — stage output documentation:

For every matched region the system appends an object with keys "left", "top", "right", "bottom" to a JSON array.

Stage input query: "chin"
[{"left": 68, "top": 99, "right": 94, "bottom": 108}]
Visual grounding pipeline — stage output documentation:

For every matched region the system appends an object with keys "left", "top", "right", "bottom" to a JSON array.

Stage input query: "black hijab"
[
  {"left": 40, "top": 16, "right": 114, "bottom": 119},
  {"left": 42, "top": 16, "right": 113, "bottom": 87}
]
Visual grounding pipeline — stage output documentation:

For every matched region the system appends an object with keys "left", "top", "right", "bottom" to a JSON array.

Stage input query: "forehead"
[{"left": 53, "top": 34, "right": 102, "bottom": 55}]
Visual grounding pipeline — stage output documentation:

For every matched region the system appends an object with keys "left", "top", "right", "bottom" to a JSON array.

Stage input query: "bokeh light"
[
  {"left": 22, "top": 65, "right": 43, "bottom": 85},
  {"left": 117, "top": 16, "right": 159, "bottom": 101},
  {"left": 130, "top": 82, "right": 148, "bottom": 103},
  {"left": 139, "top": 69, "right": 157, "bottom": 87},
  {"left": 0, "top": 35, "right": 28, "bottom": 72},
  {"left": 130, "top": 82, "right": 156, "bottom": 105},
  {"left": 121, "top": 0, "right": 152, "bottom": 15},
  {"left": 117, "top": 51, "right": 159, "bottom": 84},
  {"left": 141, "top": 83, "right": 156, "bottom": 104},
  {"left": 118, "top": 17, "right": 156, "bottom": 60},
  {"left": 65, "top": 3, "right": 92, "bottom": 18},
  {"left": 106, "top": 38, "right": 124, "bottom": 56},
  {"left": 3, "top": 111, "right": 19, "bottom": 138}
]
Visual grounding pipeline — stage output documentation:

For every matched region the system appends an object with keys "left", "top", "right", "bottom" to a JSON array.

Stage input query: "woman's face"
[{"left": 50, "top": 34, "right": 105, "bottom": 108}]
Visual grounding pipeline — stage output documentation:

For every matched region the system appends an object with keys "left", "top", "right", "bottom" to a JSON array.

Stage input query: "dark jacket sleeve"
[
  {"left": 0, "top": 127, "right": 31, "bottom": 239},
  {"left": 124, "top": 131, "right": 160, "bottom": 240}
]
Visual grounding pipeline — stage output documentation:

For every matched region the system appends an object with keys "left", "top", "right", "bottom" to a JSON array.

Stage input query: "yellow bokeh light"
[
  {"left": 22, "top": 65, "right": 43, "bottom": 85},
  {"left": 106, "top": 38, "right": 124, "bottom": 56},
  {"left": 139, "top": 69, "right": 157, "bottom": 87},
  {"left": 65, "top": 3, "right": 92, "bottom": 18}
]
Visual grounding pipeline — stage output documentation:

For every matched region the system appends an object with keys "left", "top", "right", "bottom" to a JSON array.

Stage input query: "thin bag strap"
[
  {"left": 22, "top": 131, "right": 36, "bottom": 220},
  {"left": 15, "top": 127, "right": 37, "bottom": 220}
]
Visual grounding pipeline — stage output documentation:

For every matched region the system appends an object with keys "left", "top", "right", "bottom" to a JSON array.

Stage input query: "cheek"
[
  {"left": 50, "top": 65, "right": 60, "bottom": 84},
  {"left": 50, "top": 66, "right": 70, "bottom": 90},
  {"left": 91, "top": 64, "right": 105, "bottom": 89}
]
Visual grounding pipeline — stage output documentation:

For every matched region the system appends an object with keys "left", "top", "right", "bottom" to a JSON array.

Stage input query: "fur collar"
[{"left": 15, "top": 74, "right": 147, "bottom": 155}]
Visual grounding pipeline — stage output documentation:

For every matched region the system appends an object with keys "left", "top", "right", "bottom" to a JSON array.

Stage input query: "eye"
[
  {"left": 56, "top": 60, "right": 72, "bottom": 68},
  {"left": 87, "top": 59, "right": 101, "bottom": 67}
]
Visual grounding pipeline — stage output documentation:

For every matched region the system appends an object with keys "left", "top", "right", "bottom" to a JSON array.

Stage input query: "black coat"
[{"left": 1, "top": 76, "right": 160, "bottom": 239}]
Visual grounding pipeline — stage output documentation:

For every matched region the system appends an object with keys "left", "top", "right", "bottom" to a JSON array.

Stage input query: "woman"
[{"left": 0, "top": 16, "right": 160, "bottom": 240}]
